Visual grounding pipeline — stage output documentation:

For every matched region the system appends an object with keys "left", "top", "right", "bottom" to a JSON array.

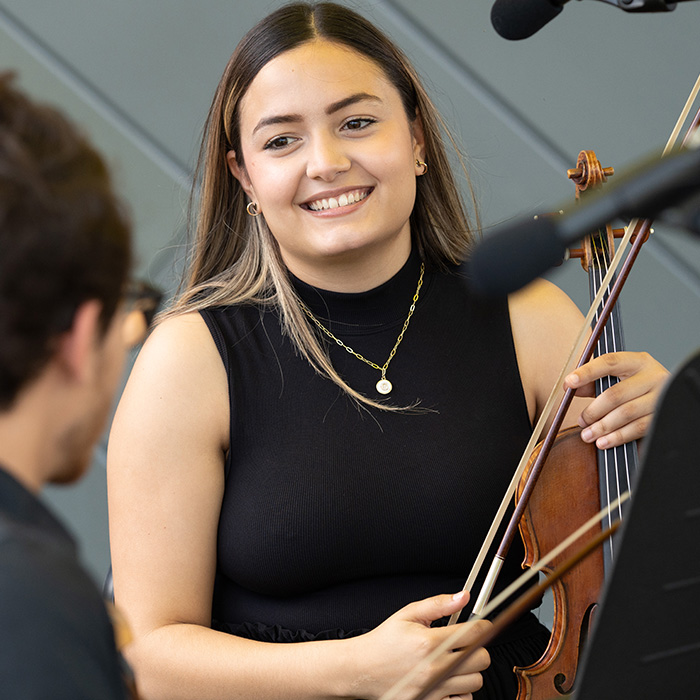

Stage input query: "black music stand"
[{"left": 573, "top": 349, "right": 700, "bottom": 698}]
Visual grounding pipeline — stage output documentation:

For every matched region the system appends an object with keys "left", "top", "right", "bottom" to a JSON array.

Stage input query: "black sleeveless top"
[{"left": 201, "top": 251, "right": 549, "bottom": 697}]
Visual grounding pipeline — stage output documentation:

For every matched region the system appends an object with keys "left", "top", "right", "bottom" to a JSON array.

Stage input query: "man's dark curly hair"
[{"left": 0, "top": 72, "right": 131, "bottom": 410}]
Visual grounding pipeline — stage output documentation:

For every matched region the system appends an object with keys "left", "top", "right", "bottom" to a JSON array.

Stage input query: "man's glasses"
[{"left": 122, "top": 280, "right": 163, "bottom": 347}]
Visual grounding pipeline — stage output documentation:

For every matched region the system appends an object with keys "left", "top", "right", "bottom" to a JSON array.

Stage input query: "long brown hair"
[{"left": 168, "top": 1, "right": 478, "bottom": 408}]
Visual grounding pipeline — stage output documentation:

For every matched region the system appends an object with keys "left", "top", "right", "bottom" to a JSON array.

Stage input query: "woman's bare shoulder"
[
  {"left": 135, "top": 310, "right": 224, "bottom": 384},
  {"left": 145, "top": 309, "right": 218, "bottom": 356},
  {"left": 508, "top": 278, "right": 583, "bottom": 328},
  {"left": 112, "top": 310, "right": 230, "bottom": 454}
]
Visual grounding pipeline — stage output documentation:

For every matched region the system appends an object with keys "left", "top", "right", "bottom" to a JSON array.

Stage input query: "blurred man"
[{"left": 0, "top": 72, "right": 153, "bottom": 698}]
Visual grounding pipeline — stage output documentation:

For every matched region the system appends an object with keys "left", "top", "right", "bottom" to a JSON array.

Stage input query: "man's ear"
[
  {"left": 55, "top": 300, "right": 103, "bottom": 383},
  {"left": 226, "top": 150, "right": 256, "bottom": 200}
]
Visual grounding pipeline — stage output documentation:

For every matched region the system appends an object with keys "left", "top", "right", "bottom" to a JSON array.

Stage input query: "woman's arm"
[{"left": 107, "top": 312, "right": 489, "bottom": 700}]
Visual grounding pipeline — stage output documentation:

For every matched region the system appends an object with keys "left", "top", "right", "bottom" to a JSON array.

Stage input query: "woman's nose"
[{"left": 305, "top": 133, "right": 351, "bottom": 181}]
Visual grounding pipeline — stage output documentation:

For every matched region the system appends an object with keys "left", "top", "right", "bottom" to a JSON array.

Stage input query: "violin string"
[
  {"left": 594, "top": 241, "right": 623, "bottom": 544},
  {"left": 604, "top": 235, "right": 635, "bottom": 530},
  {"left": 592, "top": 232, "right": 638, "bottom": 564},
  {"left": 592, "top": 241, "right": 617, "bottom": 550}
]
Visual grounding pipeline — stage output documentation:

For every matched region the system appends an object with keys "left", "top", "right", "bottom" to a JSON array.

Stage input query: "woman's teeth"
[{"left": 307, "top": 189, "right": 368, "bottom": 212}]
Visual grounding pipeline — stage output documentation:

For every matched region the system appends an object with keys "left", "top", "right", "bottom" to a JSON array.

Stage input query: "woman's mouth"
[{"left": 303, "top": 188, "right": 372, "bottom": 212}]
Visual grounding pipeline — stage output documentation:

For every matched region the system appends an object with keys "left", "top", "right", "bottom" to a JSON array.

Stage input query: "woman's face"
[{"left": 228, "top": 40, "right": 425, "bottom": 290}]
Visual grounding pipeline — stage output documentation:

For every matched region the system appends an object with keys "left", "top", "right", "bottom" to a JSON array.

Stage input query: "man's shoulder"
[
  {"left": 0, "top": 512, "right": 98, "bottom": 632},
  {"left": 0, "top": 508, "right": 74, "bottom": 582},
  {"left": 0, "top": 513, "right": 127, "bottom": 699}
]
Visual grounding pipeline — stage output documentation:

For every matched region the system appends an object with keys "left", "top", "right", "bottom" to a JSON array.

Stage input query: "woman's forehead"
[{"left": 238, "top": 40, "right": 398, "bottom": 128}]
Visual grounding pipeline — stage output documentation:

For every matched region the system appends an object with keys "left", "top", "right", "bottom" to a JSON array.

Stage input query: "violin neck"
[{"left": 588, "top": 228, "right": 639, "bottom": 576}]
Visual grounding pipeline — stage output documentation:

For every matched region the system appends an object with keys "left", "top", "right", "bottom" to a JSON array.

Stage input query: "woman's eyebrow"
[
  {"left": 326, "top": 92, "right": 382, "bottom": 115},
  {"left": 252, "top": 93, "right": 383, "bottom": 136},
  {"left": 253, "top": 113, "right": 303, "bottom": 135}
]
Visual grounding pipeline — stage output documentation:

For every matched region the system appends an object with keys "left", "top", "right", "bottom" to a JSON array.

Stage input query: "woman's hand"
[
  {"left": 346, "top": 591, "right": 491, "bottom": 700},
  {"left": 565, "top": 351, "right": 669, "bottom": 449}
]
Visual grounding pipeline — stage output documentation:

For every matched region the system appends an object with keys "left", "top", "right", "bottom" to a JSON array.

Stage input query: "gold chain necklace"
[{"left": 300, "top": 263, "right": 425, "bottom": 395}]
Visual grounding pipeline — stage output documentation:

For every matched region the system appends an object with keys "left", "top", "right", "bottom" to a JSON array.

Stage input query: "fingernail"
[
  {"left": 452, "top": 591, "right": 466, "bottom": 602},
  {"left": 565, "top": 373, "right": 579, "bottom": 387},
  {"left": 597, "top": 436, "right": 609, "bottom": 449},
  {"left": 581, "top": 427, "right": 593, "bottom": 442}
]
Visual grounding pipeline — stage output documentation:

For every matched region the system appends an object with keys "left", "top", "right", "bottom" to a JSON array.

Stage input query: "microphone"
[
  {"left": 491, "top": 0, "right": 685, "bottom": 41},
  {"left": 469, "top": 144, "right": 700, "bottom": 296},
  {"left": 491, "top": 0, "right": 568, "bottom": 40}
]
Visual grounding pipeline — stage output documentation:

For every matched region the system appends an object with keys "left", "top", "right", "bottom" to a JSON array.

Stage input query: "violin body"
[{"left": 514, "top": 427, "right": 603, "bottom": 698}]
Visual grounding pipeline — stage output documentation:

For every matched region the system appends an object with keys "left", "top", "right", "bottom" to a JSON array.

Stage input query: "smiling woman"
[
  {"left": 227, "top": 40, "right": 422, "bottom": 290},
  {"left": 106, "top": 3, "right": 669, "bottom": 700}
]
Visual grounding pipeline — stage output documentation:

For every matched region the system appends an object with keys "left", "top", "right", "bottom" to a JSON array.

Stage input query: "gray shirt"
[{"left": 0, "top": 466, "right": 128, "bottom": 699}]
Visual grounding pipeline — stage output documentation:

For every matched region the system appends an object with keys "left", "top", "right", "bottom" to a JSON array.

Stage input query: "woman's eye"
[
  {"left": 264, "top": 135, "right": 296, "bottom": 150},
  {"left": 342, "top": 117, "right": 376, "bottom": 131}
]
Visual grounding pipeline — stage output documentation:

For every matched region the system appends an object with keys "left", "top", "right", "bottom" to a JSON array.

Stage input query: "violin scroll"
[{"left": 566, "top": 150, "right": 614, "bottom": 199}]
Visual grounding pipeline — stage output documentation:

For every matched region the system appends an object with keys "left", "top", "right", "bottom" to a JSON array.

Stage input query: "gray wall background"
[{"left": 1, "top": 0, "right": 698, "bottom": 612}]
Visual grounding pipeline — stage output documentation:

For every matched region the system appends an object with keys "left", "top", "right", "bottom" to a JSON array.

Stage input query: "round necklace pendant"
[{"left": 376, "top": 378, "right": 393, "bottom": 395}]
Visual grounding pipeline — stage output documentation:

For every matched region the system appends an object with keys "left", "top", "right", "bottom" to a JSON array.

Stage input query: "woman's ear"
[
  {"left": 411, "top": 113, "right": 426, "bottom": 163},
  {"left": 226, "top": 150, "right": 255, "bottom": 199}
]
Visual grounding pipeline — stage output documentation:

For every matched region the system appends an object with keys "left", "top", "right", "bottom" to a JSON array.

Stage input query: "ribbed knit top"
[{"left": 201, "top": 250, "right": 533, "bottom": 636}]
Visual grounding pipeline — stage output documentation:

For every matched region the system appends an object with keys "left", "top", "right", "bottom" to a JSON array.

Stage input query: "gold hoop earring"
[
  {"left": 246, "top": 201, "right": 260, "bottom": 217},
  {"left": 415, "top": 159, "right": 428, "bottom": 176}
]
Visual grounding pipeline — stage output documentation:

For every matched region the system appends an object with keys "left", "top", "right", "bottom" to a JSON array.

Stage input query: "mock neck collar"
[{"left": 290, "top": 249, "right": 425, "bottom": 330}]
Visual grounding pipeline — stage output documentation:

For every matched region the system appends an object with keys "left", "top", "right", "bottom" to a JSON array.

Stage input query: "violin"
[
  {"left": 512, "top": 90, "right": 700, "bottom": 698},
  {"left": 514, "top": 150, "right": 641, "bottom": 699}
]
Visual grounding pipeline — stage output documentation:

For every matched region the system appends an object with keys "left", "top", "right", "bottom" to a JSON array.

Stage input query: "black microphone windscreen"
[
  {"left": 469, "top": 216, "right": 568, "bottom": 296},
  {"left": 491, "top": 0, "right": 565, "bottom": 40}
]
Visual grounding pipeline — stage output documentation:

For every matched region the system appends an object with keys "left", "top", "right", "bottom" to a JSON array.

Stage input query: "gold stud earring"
[
  {"left": 415, "top": 159, "right": 428, "bottom": 175},
  {"left": 246, "top": 201, "right": 260, "bottom": 217}
]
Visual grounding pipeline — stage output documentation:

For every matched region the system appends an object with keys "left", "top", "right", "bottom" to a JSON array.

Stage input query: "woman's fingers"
[
  {"left": 565, "top": 351, "right": 669, "bottom": 448},
  {"left": 361, "top": 596, "right": 491, "bottom": 700},
  {"left": 417, "top": 620, "right": 491, "bottom": 700},
  {"left": 396, "top": 591, "right": 471, "bottom": 627}
]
